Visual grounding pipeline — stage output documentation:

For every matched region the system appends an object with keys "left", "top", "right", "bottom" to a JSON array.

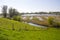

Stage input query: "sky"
[{"left": 0, "top": 0, "right": 60, "bottom": 13}]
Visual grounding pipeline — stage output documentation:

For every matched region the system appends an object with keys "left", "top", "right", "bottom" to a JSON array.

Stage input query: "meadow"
[{"left": 0, "top": 18, "right": 60, "bottom": 40}]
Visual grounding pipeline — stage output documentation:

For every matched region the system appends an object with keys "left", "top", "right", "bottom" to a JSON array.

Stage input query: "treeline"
[
  {"left": 21, "top": 12, "right": 60, "bottom": 15},
  {"left": 1, "top": 5, "right": 21, "bottom": 21},
  {"left": 1, "top": 5, "right": 20, "bottom": 18}
]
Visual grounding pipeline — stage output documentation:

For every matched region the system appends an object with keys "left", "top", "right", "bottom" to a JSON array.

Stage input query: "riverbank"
[{"left": 24, "top": 22, "right": 48, "bottom": 28}]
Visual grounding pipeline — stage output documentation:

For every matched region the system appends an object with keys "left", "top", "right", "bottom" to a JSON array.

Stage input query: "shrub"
[
  {"left": 48, "top": 17, "right": 60, "bottom": 28},
  {"left": 13, "top": 16, "right": 21, "bottom": 22},
  {"left": 48, "top": 17, "right": 54, "bottom": 25}
]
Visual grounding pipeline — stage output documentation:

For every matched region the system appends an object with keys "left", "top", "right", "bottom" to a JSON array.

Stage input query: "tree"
[
  {"left": 2, "top": 5, "right": 8, "bottom": 18},
  {"left": 9, "top": 8, "right": 19, "bottom": 18},
  {"left": 9, "top": 8, "right": 13, "bottom": 18}
]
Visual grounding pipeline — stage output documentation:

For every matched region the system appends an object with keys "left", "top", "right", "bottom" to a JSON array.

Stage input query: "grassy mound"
[{"left": 0, "top": 18, "right": 60, "bottom": 40}]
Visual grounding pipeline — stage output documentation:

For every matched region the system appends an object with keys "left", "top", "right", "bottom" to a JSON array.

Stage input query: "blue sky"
[{"left": 0, "top": 0, "right": 60, "bottom": 13}]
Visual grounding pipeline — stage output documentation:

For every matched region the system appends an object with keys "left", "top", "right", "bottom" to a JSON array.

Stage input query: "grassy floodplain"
[{"left": 0, "top": 18, "right": 60, "bottom": 40}]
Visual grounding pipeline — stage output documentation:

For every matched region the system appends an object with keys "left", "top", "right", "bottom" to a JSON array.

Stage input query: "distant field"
[{"left": 0, "top": 18, "right": 60, "bottom": 40}]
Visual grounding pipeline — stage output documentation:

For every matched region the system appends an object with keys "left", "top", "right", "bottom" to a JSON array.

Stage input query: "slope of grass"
[
  {"left": 0, "top": 18, "right": 40, "bottom": 31},
  {"left": 0, "top": 18, "right": 60, "bottom": 40}
]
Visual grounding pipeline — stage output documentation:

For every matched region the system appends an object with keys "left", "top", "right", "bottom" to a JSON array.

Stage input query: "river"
[{"left": 24, "top": 22, "right": 47, "bottom": 28}]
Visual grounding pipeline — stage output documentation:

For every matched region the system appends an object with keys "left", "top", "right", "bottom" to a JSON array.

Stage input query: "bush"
[
  {"left": 48, "top": 17, "right": 60, "bottom": 28},
  {"left": 48, "top": 17, "right": 54, "bottom": 25},
  {"left": 13, "top": 16, "right": 21, "bottom": 22}
]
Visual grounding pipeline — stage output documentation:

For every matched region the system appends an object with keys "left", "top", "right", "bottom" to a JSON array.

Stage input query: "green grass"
[
  {"left": 0, "top": 18, "right": 60, "bottom": 40},
  {"left": 0, "top": 18, "right": 40, "bottom": 31}
]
